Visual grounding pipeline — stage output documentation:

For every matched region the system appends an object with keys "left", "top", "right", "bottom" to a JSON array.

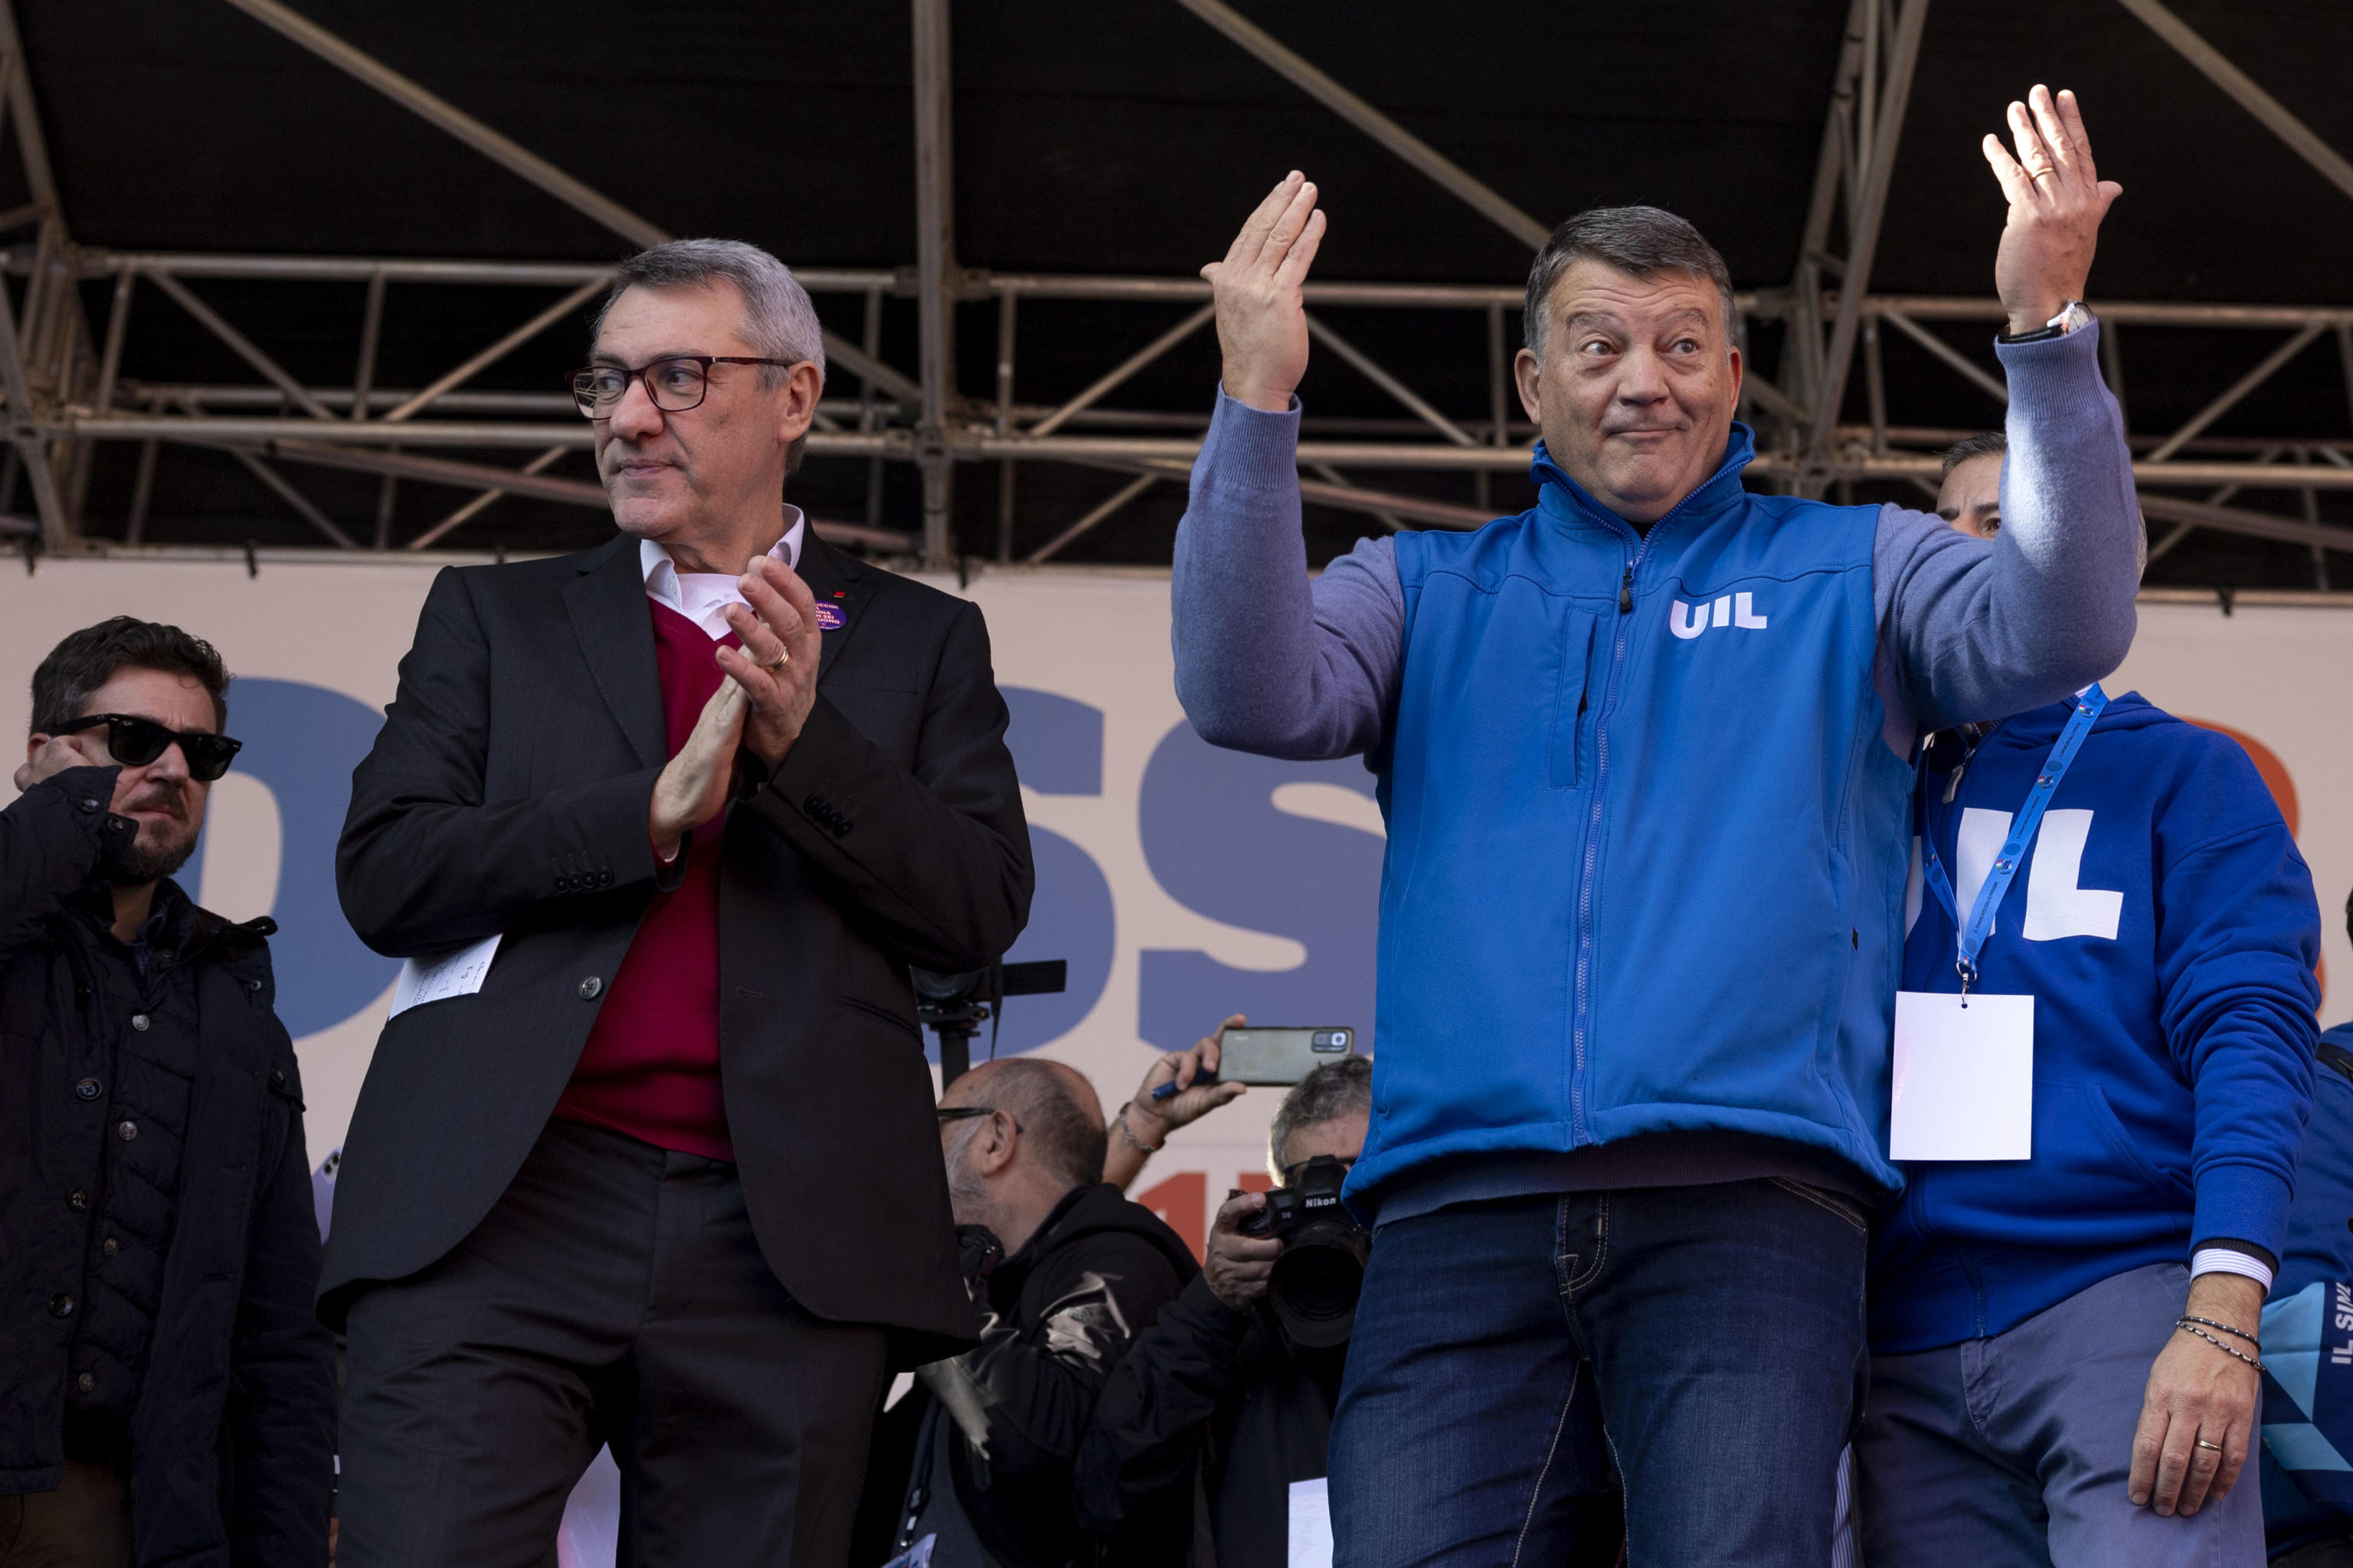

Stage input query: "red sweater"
[{"left": 552, "top": 601, "right": 738, "bottom": 1160}]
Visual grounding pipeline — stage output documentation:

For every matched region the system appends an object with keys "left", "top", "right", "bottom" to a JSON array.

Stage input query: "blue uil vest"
[{"left": 1350, "top": 424, "right": 1912, "bottom": 1207}]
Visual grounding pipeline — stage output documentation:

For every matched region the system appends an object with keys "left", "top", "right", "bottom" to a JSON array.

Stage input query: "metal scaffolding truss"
[{"left": 2, "top": 0, "right": 2350, "bottom": 579}]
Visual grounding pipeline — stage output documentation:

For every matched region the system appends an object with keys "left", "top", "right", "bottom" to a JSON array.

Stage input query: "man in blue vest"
[
  {"left": 1851, "top": 437, "right": 2320, "bottom": 1565},
  {"left": 1170, "top": 86, "right": 2139, "bottom": 1564}
]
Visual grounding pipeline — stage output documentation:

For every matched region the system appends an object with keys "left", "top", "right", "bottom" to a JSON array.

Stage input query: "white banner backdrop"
[{"left": 3, "top": 556, "right": 2347, "bottom": 1258}]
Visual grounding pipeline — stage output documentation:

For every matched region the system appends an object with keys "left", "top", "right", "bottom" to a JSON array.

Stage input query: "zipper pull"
[{"left": 1618, "top": 565, "right": 1634, "bottom": 614}]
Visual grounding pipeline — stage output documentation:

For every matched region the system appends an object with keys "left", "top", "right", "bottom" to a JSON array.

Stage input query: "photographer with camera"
[{"left": 1072, "top": 1057, "right": 1373, "bottom": 1568}]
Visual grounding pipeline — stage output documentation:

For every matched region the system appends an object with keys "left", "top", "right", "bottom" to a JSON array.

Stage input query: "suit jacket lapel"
[
  {"left": 563, "top": 534, "right": 665, "bottom": 770},
  {"left": 794, "top": 531, "right": 872, "bottom": 683}
]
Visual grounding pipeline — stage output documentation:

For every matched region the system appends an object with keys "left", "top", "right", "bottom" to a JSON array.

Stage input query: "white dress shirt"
[{"left": 638, "top": 508, "right": 806, "bottom": 641}]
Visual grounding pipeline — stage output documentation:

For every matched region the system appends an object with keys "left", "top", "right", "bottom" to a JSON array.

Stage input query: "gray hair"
[
  {"left": 1939, "top": 430, "right": 2008, "bottom": 480},
  {"left": 595, "top": 238, "right": 827, "bottom": 391},
  {"left": 1523, "top": 205, "right": 1736, "bottom": 364},
  {"left": 1268, "top": 1054, "right": 1373, "bottom": 1182}
]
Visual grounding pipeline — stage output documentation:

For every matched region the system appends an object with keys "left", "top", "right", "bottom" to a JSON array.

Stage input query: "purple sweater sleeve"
[
  {"left": 1171, "top": 391, "right": 1404, "bottom": 761},
  {"left": 1176, "top": 324, "right": 2139, "bottom": 765},
  {"left": 1870, "top": 322, "right": 2141, "bottom": 751}
]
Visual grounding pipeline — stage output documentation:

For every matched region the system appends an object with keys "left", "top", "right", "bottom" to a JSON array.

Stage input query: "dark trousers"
[
  {"left": 1328, "top": 1178, "right": 1870, "bottom": 1568},
  {"left": 337, "top": 1118, "right": 889, "bottom": 1568},
  {"left": 0, "top": 1462, "right": 131, "bottom": 1568}
]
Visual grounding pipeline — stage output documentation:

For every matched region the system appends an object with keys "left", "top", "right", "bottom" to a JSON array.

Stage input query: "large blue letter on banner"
[
  {"left": 194, "top": 679, "right": 398, "bottom": 1037},
  {"left": 989, "top": 688, "right": 1115, "bottom": 1054},
  {"left": 1137, "top": 722, "right": 1382, "bottom": 1052}
]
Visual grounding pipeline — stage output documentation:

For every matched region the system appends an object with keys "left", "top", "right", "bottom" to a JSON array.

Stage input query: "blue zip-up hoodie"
[
  {"left": 1869, "top": 692, "right": 2321, "bottom": 1354},
  {"left": 1360, "top": 429, "right": 1913, "bottom": 1199}
]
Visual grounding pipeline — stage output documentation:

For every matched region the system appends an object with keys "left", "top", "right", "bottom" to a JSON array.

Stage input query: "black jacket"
[
  {"left": 1073, "top": 1274, "right": 1343, "bottom": 1568},
  {"left": 327, "top": 532, "right": 1032, "bottom": 1359},
  {"left": 870, "top": 1183, "right": 1197, "bottom": 1568},
  {"left": 2, "top": 765, "right": 335, "bottom": 1566}
]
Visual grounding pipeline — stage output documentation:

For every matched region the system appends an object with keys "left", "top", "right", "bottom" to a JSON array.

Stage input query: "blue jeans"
[
  {"left": 1329, "top": 1178, "right": 1870, "bottom": 1568},
  {"left": 1854, "top": 1262, "right": 2261, "bottom": 1567}
]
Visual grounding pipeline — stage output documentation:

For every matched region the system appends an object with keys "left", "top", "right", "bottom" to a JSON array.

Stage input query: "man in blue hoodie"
[
  {"left": 1853, "top": 437, "right": 2322, "bottom": 1565},
  {"left": 1173, "top": 86, "right": 2139, "bottom": 1566}
]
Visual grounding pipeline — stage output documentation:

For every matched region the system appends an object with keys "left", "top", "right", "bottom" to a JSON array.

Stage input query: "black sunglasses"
[{"left": 65, "top": 714, "right": 242, "bottom": 782}]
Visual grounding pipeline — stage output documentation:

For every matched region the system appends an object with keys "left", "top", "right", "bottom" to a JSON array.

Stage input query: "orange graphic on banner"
[
  {"left": 2185, "top": 718, "right": 2320, "bottom": 997},
  {"left": 2186, "top": 719, "right": 2299, "bottom": 834}
]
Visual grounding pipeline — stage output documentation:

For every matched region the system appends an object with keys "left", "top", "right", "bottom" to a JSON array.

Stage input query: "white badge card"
[
  {"left": 1287, "top": 1477, "right": 1334, "bottom": 1568},
  {"left": 388, "top": 933, "right": 502, "bottom": 1020},
  {"left": 1889, "top": 990, "right": 2034, "bottom": 1160}
]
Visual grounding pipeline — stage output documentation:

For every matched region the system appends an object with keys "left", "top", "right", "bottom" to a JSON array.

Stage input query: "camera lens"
[
  {"left": 1268, "top": 1227, "right": 1368, "bottom": 1348},
  {"left": 1278, "top": 1242, "right": 1359, "bottom": 1316}
]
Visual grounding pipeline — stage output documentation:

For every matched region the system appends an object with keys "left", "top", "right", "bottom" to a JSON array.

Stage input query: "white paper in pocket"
[
  {"left": 1287, "top": 1477, "right": 1333, "bottom": 1568},
  {"left": 1890, "top": 990, "right": 2034, "bottom": 1161},
  {"left": 388, "top": 934, "right": 502, "bottom": 1019}
]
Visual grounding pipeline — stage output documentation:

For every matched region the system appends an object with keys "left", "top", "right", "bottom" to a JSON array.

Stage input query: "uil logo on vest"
[{"left": 1670, "top": 593, "right": 1769, "bottom": 640}]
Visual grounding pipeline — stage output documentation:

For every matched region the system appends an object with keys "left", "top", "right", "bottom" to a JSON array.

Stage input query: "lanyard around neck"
[{"left": 1918, "top": 685, "right": 2108, "bottom": 994}]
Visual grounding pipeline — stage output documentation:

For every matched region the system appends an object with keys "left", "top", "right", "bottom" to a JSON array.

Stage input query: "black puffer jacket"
[{"left": 2, "top": 765, "right": 335, "bottom": 1566}]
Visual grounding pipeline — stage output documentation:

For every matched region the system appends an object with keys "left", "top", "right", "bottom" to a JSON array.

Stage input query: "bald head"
[{"left": 943, "top": 1058, "right": 1108, "bottom": 1190}]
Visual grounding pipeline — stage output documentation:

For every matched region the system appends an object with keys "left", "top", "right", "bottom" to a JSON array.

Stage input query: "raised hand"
[
  {"left": 1983, "top": 85, "right": 2122, "bottom": 336},
  {"left": 1103, "top": 1014, "right": 1252, "bottom": 1190},
  {"left": 1129, "top": 1013, "right": 1252, "bottom": 1143},
  {"left": 1200, "top": 172, "right": 1327, "bottom": 412}
]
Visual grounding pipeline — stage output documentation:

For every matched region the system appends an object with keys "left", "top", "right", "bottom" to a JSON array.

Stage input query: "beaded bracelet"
[
  {"left": 2176, "top": 1318, "right": 2263, "bottom": 1372},
  {"left": 2179, "top": 1313, "right": 2262, "bottom": 1350},
  {"left": 1112, "top": 1102, "right": 1165, "bottom": 1154}
]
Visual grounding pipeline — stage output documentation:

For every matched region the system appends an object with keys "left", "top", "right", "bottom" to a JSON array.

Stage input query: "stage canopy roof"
[{"left": 5, "top": 0, "right": 2351, "bottom": 591}]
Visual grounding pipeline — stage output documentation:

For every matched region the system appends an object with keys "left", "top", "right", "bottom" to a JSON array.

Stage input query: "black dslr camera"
[{"left": 1239, "top": 1154, "right": 1370, "bottom": 1347}]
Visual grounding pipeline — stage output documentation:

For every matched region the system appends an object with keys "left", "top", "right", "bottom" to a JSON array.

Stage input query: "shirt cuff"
[{"left": 2191, "top": 1247, "right": 2274, "bottom": 1293}]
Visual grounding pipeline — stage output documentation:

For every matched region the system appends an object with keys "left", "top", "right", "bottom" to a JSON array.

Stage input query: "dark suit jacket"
[{"left": 326, "top": 530, "right": 1031, "bottom": 1359}]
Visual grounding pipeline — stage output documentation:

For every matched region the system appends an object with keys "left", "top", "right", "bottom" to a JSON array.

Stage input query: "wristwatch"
[{"left": 2000, "top": 300, "right": 2093, "bottom": 343}]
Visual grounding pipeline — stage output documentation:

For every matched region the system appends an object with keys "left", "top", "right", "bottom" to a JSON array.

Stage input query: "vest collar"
[{"left": 1530, "top": 421, "right": 1759, "bottom": 539}]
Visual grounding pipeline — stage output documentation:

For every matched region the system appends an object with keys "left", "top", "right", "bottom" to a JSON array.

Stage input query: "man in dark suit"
[{"left": 328, "top": 238, "right": 1033, "bottom": 1568}]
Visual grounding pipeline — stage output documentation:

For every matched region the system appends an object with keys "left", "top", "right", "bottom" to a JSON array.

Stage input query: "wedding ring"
[
  {"left": 2194, "top": 1439, "right": 2224, "bottom": 1452},
  {"left": 762, "top": 647, "right": 790, "bottom": 672}
]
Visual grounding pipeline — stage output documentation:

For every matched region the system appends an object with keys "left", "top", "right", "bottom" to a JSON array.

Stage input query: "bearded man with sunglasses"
[
  {"left": 2, "top": 617, "right": 334, "bottom": 1567},
  {"left": 329, "top": 239, "right": 1033, "bottom": 1568}
]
